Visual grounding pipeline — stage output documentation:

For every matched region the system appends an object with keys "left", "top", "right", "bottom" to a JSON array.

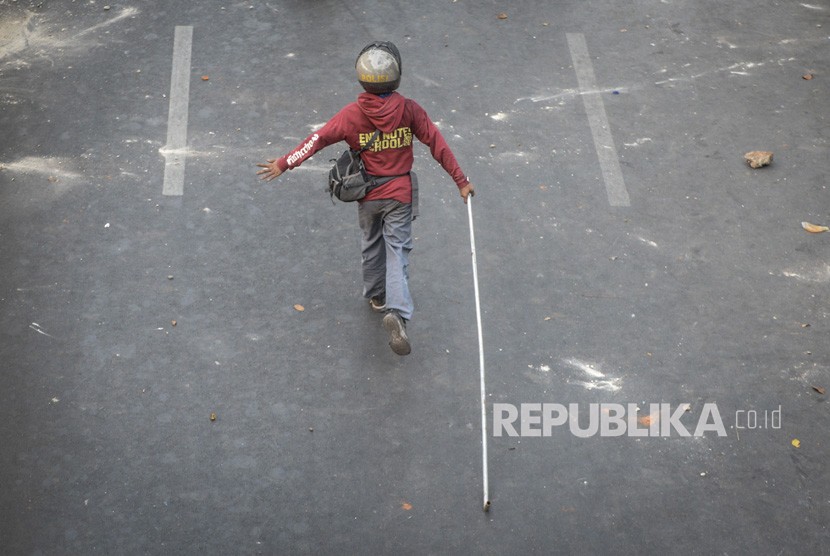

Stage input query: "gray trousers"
[{"left": 357, "top": 199, "right": 414, "bottom": 321}]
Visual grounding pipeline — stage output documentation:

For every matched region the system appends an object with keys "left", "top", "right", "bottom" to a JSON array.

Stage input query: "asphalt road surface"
[{"left": 1, "top": 0, "right": 828, "bottom": 553}]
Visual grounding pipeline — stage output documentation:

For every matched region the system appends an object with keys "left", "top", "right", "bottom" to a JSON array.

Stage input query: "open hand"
[{"left": 256, "top": 159, "right": 283, "bottom": 181}]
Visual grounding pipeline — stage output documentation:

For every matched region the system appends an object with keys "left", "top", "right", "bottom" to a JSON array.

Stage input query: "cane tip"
[{"left": 483, "top": 500, "right": 491, "bottom": 512}]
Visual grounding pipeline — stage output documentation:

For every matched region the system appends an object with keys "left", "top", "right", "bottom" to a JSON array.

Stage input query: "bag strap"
[{"left": 357, "top": 130, "right": 381, "bottom": 154}]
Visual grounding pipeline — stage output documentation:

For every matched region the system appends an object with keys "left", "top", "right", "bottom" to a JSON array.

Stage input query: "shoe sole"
[{"left": 383, "top": 313, "right": 411, "bottom": 356}]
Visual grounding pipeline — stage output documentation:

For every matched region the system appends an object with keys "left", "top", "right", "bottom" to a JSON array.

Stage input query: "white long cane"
[{"left": 466, "top": 194, "right": 491, "bottom": 512}]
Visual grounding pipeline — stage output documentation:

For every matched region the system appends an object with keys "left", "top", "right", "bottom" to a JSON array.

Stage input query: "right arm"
[{"left": 256, "top": 107, "right": 352, "bottom": 181}]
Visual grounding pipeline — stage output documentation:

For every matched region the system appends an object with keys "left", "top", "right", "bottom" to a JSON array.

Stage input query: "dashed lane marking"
[
  {"left": 161, "top": 26, "right": 193, "bottom": 196},
  {"left": 567, "top": 33, "right": 631, "bottom": 207}
]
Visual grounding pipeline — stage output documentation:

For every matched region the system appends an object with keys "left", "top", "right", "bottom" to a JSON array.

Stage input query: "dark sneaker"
[
  {"left": 382, "top": 311, "right": 411, "bottom": 356},
  {"left": 369, "top": 295, "right": 386, "bottom": 313}
]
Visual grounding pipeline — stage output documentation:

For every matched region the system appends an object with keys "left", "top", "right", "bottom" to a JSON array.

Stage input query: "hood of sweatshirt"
[{"left": 357, "top": 91, "right": 406, "bottom": 133}]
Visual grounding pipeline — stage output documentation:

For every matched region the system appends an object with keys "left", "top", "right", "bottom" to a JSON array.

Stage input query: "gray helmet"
[{"left": 355, "top": 41, "right": 402, "bottom": 94}]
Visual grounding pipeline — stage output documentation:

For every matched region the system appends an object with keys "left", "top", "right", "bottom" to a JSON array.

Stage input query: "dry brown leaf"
[
  {"left": 201, "top": 75, "right": 210, "bottom": 81},
  {"left": 744, "top": 151, "right": 773, "bottom": 168},
  {"left": 497, "top": 12, "right": 508, "bottom": 19},
  {"left": 293, "top": 304, "right": 305, "bottom": 312},
  {"left": 803, "top": 73, "right": 814, "bottom": 80},
  {"left": 171, "top": 320, "right": 177, "bottom": 327},
  {"left": 812, "top": 385, "right": 826, "bottom": 395},
  {"left": 801, "top": 221, "right": 829, "bottom": 233},
  {"left": 210, "top": 412, "right": 217, "bottom": 421},
  {"left": 401, "top": 502, "right": 413, "bottom": 511}
]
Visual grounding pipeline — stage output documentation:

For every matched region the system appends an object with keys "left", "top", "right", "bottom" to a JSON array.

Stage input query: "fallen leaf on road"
[
  {"left": 638, "top": 413, "right": 658, "bottom": 427},
  {"left": 401, "top": 502, "right": 413, "bottom": 511},
  {"left": 801, "top": 221, "right": 829, "bottom": 233},
  {"left": 744, "top": 151, "right": 773, "bottom": 168},
  {"left": 791, "top": 439, "right": 801, "bottom": 448},
  {"left": 812, "top": 386, "right": 826, "bottom": 395},
  {"left": 293, "top": 304, "right": 305, "bottom": 312}
]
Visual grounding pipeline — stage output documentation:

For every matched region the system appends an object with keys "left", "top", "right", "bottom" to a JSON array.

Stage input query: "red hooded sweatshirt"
[{"left": 276, "top": 92, "right": 468, "bottom": 203}]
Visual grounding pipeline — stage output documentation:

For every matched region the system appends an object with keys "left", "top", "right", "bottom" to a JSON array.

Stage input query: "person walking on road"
[{"left": 257, "top": 41, "right": 474, "bottom": 356}]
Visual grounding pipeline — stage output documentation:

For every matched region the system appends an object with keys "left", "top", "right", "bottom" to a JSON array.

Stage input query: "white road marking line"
[
  {"left": 566, "top": 33, "right": 631, "bottom": 207},
  {"left": 161, "top": 26, "right": 193, "bottom": 196}
]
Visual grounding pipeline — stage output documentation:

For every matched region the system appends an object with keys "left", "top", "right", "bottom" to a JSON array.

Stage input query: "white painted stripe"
[
  {"left": 161, "top": 26, "right": 193, "bottom": 196},
  {"left": 566, "top": 33, "right": 630, "bottom": 207}
]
